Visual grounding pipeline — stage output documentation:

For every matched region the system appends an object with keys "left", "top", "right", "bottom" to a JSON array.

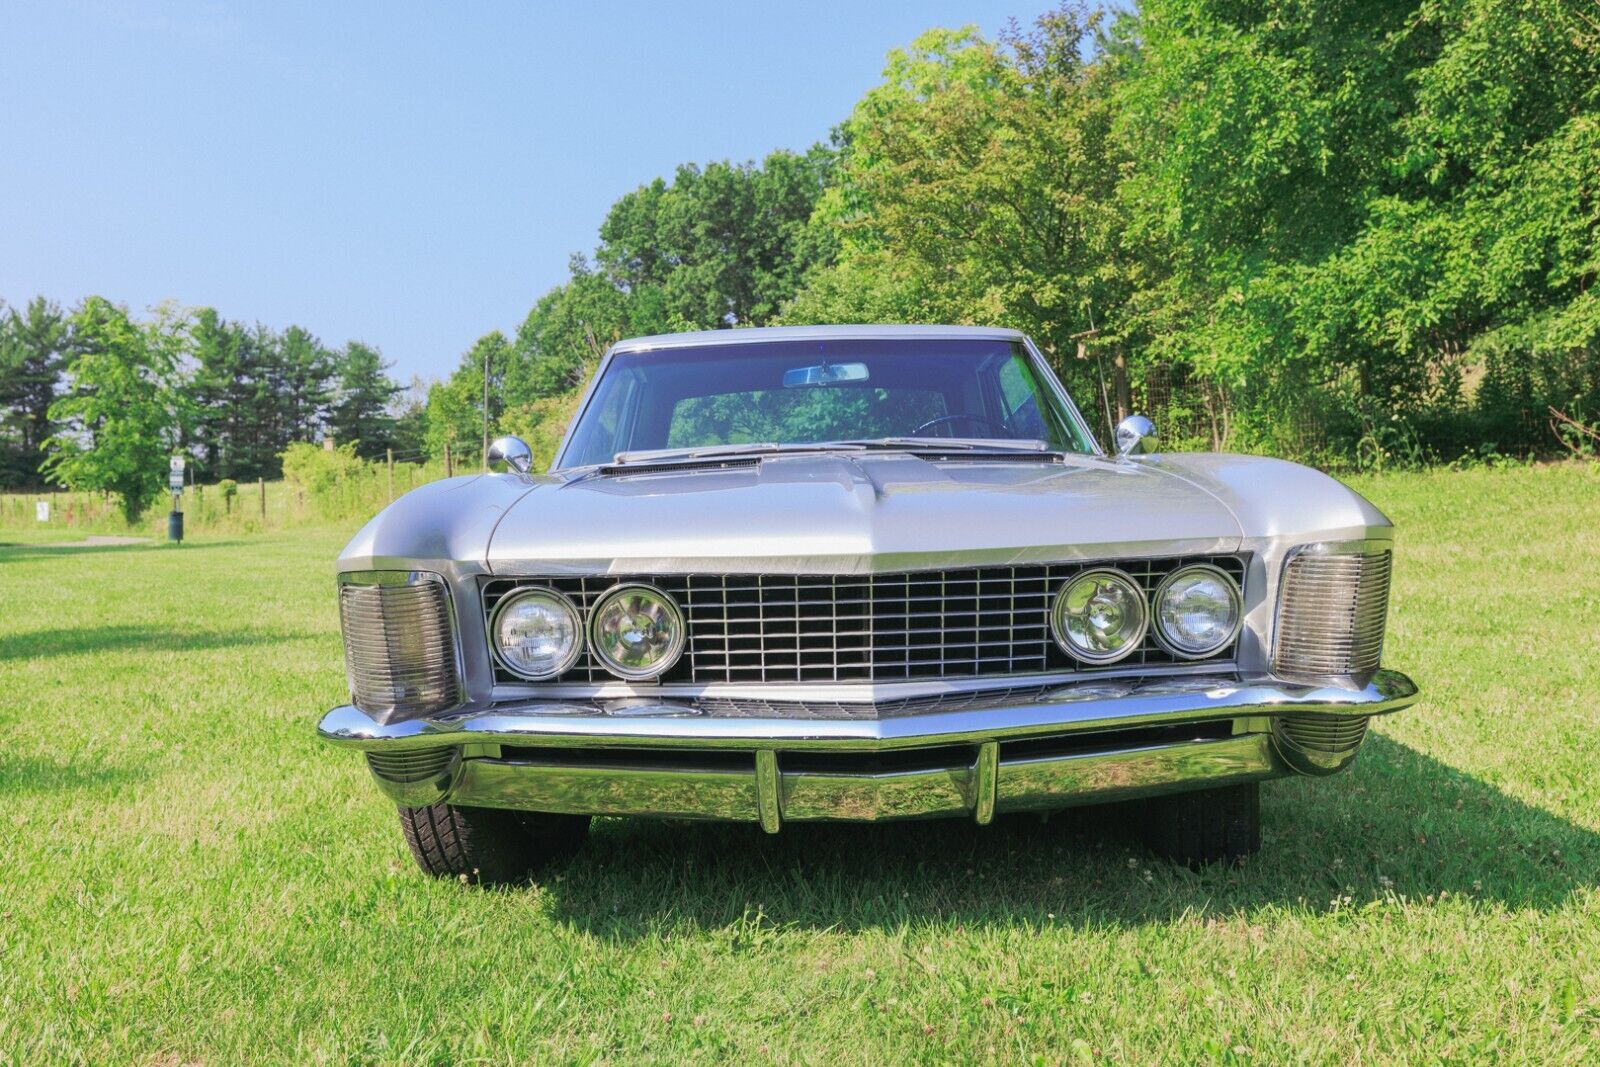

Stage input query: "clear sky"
[{"left": 2, "top": 1, "right": 1036, "bottom": 382}]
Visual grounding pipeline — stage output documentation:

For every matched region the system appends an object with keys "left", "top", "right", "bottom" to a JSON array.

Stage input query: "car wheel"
[
  {"left": 1142, "top": 783, "right": 1261, "bottom": 867},
  {"left": 397, "top": 802, "right": 590, "bottom": 884}
]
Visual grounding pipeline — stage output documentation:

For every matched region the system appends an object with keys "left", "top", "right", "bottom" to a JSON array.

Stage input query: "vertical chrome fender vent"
[
  {"left": 1273, "top": 714, "right": 1369, "bottom": 775},
  {"left": 1274, "top": 547, "right": 1392, "bottom": 678},
  {"left": 339, "top": 571, "right": 461, "bottom": 724}
]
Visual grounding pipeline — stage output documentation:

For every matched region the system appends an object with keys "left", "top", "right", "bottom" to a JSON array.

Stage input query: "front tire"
[
  {"left": 398, "top": 802, "right": 590, "bottom": 884},
  {"left": 1142, "top": 783, "right": 1261, "bottom": 867}
]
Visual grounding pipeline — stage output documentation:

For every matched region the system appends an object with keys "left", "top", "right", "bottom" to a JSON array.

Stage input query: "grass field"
[{"left": 3, "top": 464, "right": 1599, "bottom": 1064}]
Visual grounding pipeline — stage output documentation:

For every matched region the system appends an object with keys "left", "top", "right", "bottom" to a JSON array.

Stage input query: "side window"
[
  {"left": 994, "top": 355, "right": 1045, "bottom": 436},
  {"left": 996, "top": 356, "right": 1031, "bottom": 416}
]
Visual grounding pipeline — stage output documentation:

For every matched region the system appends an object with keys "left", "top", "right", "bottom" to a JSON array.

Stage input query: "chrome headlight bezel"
[
  {"left": 588, "top": 582, "right": 686, "bottom": 681},
  {"left": 489, "top": 587, "right": 585, "bottom": 680},
  {"left": 1049, "top": 567, "right": 1149, "bottom": 665},
  {"left": 1152, "top": 563, "right": 1244, "bottom": 660}
]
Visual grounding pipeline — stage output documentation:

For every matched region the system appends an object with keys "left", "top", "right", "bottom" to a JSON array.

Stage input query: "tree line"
[{"left": 5, "top": 0, "right": 1597, "bottom": 519}]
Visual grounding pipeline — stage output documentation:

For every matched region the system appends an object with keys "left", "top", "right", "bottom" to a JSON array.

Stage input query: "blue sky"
[{"left": 1, "top": 1, "right": 1036, "bottom": 382}]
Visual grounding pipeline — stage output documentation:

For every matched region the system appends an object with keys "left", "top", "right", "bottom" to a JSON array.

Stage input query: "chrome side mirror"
[
  {"left": 1115, "top": 414, "right": 1157, "bottom": 457},
  {"left": 486, "top": 435, "right": 534, "bottom": 474}
]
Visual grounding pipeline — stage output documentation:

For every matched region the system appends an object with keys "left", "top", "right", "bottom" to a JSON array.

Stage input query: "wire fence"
[{"left": 0, "top": 455, "right": 455, "bottom": 539}]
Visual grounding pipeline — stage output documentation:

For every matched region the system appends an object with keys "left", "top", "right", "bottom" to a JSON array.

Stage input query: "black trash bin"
[{"left": 167, "top": 509, "right": 183, "bottom": 543}]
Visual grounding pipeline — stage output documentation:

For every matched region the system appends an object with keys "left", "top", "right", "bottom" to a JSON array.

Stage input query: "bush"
[{"left": 280, "top": 441, "right": 372, "bottom": 518}]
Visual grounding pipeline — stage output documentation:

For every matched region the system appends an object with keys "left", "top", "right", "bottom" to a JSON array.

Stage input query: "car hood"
[{"left": 485, "top": 453, "right": 1245, "bottom": 574}]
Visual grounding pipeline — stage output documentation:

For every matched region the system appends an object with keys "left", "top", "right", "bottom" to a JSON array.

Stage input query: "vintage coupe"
[{"left": 319, "top": 325, "right": 1418, "bottom": 882}]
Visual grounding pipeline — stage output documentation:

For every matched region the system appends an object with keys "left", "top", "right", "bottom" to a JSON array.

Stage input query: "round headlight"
[
  {"left": 491, "top": 588, "right": 583, "bottom": 679},
  {"left": 1153, "top": 564, "right": 1242, "bottom": 658},
  {"left": 589, "top": 583, "right": 685, "bottom": 680},
  {"left": 1051, "top": 568, "right": 1148, "bottom": 664}
]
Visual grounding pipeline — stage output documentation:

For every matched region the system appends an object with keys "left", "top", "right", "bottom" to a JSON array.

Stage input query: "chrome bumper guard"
[{"left": 320, "top": 670, "right": 1418, "bottom": 827}]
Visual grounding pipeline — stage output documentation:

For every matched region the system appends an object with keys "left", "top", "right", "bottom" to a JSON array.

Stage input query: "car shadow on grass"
[
  {"left": 539, "top": 735, "right": 1599, "bottom": 935},
  {"left": 0, "top": 624, "right": 315, "bottom": 661}
]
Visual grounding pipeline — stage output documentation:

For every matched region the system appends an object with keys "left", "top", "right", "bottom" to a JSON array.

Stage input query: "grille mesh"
[
  {"left": 484, "top": 556, "right": 1245, "bottom": 685},
  {"left": 1273, "top": 550, "right": 1391, "bottom": 676},
  {"left": 340, "top": 577, "right": 461, "bottom": 718}
]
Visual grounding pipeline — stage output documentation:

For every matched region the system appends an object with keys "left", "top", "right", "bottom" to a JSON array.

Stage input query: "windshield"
[{"left": 558, "top": 338, "right": 1095, "bottom": 468}]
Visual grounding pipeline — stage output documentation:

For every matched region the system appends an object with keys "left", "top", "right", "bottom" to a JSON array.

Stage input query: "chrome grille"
[
  {"left": 339, "top": 573, "right": 461, "bottom": 721},
  {"left": 1274, "top": 549, "right": 1391, "bottom": 677},
  {"left": 483, "top": 556, "right": 1245, "bottom": 685}
]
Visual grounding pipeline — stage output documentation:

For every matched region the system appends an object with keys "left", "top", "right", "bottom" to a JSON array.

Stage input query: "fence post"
[
  {"left": 386, "top": 448, "right": 395, "bottom": 500},
  {"left": 258, "top": 477, "right": 266, "bottom": 524}
]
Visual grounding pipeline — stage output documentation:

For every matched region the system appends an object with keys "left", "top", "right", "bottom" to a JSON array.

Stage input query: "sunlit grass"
[{"left": 2, "top": 464, "right": 1598, "bottom": 1063}]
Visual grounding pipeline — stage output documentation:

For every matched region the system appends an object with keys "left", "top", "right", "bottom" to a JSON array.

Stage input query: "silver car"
[{"left": 319, "top": 325, "right": 1418, "bottom": 882}]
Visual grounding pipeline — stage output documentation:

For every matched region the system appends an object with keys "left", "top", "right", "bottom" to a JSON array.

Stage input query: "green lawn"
[{"left": 3, "top": 464, "right": 1599, "bottom": 1064}]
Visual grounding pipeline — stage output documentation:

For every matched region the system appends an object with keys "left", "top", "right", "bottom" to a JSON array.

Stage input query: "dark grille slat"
[{"left": 484, "top": 555, "right": 1245, "bottom": 685}]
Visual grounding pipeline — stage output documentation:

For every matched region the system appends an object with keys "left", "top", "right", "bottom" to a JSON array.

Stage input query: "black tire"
[
  {"left": 1142, "top": 783, "right": 1261, "bottom": 867},
  {"left": 398, "top": 802, "right": 590, "bottom": 885}
]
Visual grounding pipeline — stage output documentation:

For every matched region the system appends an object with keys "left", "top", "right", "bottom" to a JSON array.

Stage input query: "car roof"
[{"left": 609, "top": 324, "right": 1026, "bottom": 355}]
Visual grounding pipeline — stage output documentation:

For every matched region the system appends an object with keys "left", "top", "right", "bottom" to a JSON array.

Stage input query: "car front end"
[{"left": 317, "top": 326, "right": 1419, "bottom": 879}]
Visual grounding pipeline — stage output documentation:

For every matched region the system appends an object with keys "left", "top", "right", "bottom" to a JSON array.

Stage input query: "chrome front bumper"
[{"left": 319, "top": 670, "right": 1418, "bottom": 828}]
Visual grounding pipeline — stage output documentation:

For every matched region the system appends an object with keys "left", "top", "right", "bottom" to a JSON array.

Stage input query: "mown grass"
[{"left": 2, "top": 464, "right": 1598, "bottom": 1064}]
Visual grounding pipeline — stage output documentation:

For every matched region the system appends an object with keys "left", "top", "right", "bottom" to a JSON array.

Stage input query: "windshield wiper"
[
  {"left": 609, "top": 441, "right": 866, "bottom": 466},
  {"left": 832, "top": 437, "right": 1062, "bottom": 455},
  {"left": 607, "top": 437, "right": 1062, "bottom": 469}
]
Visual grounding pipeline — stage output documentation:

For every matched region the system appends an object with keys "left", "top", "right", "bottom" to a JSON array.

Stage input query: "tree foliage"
[
  {"left": 9, "top": 1, "right": 1598, "bottom": 478},
  {"left": 0, "top": 297, "right": 76, "bottom": 487},
  {"left": 43, "top": 298, "right": 192, "bottom": 521}
]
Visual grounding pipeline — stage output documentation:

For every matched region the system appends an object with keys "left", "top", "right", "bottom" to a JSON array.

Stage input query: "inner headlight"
[
  {"left": 1051, "top": 568, "right": 1147, "bottom": 664},
  {"left": 1154, "top": 564, "right": 1242, "bottom": 658},
  {"left": 589, "top": 583, "right": 685, "bottom": 680},
  {"left": 491, "top": 588, "right": 583, "bottom": 679}
]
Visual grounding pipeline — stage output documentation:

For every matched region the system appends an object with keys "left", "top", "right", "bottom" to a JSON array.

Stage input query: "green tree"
[
  {"left": 327, "top": 341, "right": 400, "bottom": 459},
  {"left": 1120, "top": 0, "right": 1600, "bottom": 457},
  {"left": 424, "top": 331, "right": 511, "bottom": 464},
  {"left": 43, "top": 298, "right": 191, "bottom": 522},
  {"left": 0, "top": 296, "right": 76, "bottom": 488},
  {"left": 597, "top": 146, "right": 837, "bottom": 328},
  {"left": 785, "top": 7, "right": 1150, "bottom": 433}
]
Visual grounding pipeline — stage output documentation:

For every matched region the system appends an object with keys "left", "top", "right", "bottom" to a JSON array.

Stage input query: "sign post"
[{"left": 168, "top": 455, "right": 185, "bottom": 543}]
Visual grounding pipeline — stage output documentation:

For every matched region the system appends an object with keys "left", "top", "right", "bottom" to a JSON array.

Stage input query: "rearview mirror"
[{"left": 782, "top": 362, "right": 869, "bottom": 388}]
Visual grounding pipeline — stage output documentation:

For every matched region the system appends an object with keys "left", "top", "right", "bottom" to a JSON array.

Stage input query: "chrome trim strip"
[
  {"left": 489, "top": 660, "right": 1234, "bottom": 704},
  {"left": 318, "top": 669, "right": 1418, "bottom": 754}
]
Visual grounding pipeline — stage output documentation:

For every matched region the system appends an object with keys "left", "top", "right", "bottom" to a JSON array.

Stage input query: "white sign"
[
  {"left": 35, "top": 500, "right": 49, "bottom": 522},
  {"left": 169, "top": 455, "right": 186, "bottom": 473},
  {"left": 169, "top": 471, "right": 185, "bottom": 493}
]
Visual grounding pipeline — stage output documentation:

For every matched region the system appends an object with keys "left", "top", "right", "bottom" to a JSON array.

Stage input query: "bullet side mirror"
[
  {"left": 487, "top": 435, "right": 534, "bottom": 474},
  {"left": 1115, "top": 415, "right": 1157, "bottom": 457}
]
